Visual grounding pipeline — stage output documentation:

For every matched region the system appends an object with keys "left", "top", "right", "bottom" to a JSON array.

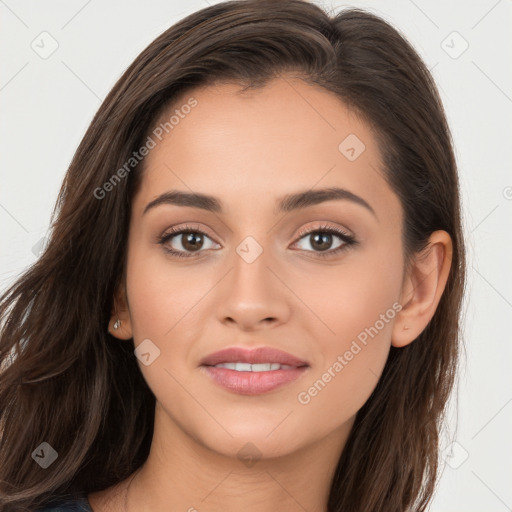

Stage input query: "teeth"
[{"left": 213, "top": 362, "right": 295, "bottom": 371}]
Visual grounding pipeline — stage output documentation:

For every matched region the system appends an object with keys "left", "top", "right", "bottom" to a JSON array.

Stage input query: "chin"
[{"left": 193, "top": 418, "right": 309, "bottom": 460}]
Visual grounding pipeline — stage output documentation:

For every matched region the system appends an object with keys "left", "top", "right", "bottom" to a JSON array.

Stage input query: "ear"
[
  {"left": 392, "top": 230, "right": 453, "bottom": 348},
  {"left": 108, "top": 278, "right": 133, "bottom": 340}
]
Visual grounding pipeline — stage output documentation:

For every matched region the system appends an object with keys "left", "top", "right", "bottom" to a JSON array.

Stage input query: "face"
[{"left": 118, "top": 77, "right": 405, "bottom": 459}]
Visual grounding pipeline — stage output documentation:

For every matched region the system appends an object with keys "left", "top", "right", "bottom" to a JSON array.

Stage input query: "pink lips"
[
  {"left": 199, "top": 347, "right": 309, "bottom": 395},
  {"left": 200, "top": 347, "right": 309, "bottom": 367}
]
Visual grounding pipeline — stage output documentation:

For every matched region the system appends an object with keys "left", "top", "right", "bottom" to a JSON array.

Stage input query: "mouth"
[
  {"left": 208, "top": 362, "right": 299, "bottom": 371},
  {"left": 199, "top": 346, "right": 310, "bottom": 395}
]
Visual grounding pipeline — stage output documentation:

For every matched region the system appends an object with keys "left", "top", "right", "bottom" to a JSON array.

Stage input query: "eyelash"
[{"left": 157, "top": 223, "right": 357, "bottom": 259}]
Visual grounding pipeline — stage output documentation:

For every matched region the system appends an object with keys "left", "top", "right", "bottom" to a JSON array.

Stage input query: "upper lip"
[{"left": 200, "top": 347, "right": 309, "bottom": 367}]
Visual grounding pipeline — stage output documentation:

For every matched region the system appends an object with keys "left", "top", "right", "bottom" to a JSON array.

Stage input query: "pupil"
[
  {"left": 311, "top": 233, "right": 331, "bottom": 251},
  {"left": 183, "top": 232, "right": 203, "bottom": 251}
]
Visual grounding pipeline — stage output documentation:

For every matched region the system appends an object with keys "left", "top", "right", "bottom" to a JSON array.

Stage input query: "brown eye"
[
  {"left": 158, "top": 227, "right": 220, "bottom": 258},
  {"left": 292, "top": 224, "right": 357, "bottom": 258},
  {"left": 295, "top": 229, "right": 351, "bottom": 253},
  {"left": 308, "top": 232, "right": 335, "bottom": 252},
  {"left": 180, "top": 232, "right": 205, "bottom": 252}
]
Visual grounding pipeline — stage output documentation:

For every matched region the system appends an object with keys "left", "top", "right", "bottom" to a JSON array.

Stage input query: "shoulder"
[{"left": 36, "top": 494, "right": 92, "bottom": 512}]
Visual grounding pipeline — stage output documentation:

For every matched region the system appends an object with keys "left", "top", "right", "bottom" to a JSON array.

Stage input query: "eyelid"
[
  {"left": 159, "top": 222, "right": 217, "bottom": 240},
  {"left": 293, "top": 222, "right": 354, "bottom": 243}
]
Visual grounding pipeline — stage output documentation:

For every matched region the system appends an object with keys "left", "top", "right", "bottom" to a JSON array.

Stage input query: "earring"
[{"left": 113, "top": 319, "right": 121, "bottom": 329}]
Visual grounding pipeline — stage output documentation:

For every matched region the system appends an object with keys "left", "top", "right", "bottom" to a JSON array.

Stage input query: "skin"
[{"left": 88, "top": 76, "right": 452, "bottom": 512}]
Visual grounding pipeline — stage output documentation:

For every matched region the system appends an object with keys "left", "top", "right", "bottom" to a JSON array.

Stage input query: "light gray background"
[{"left": 1, "top": 1, "right": 511, "bottom": 510}]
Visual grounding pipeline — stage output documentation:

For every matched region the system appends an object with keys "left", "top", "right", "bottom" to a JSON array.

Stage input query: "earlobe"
[
  {"left": 391, "top": 230, "right": 453, "bottom": 348},
  {"left": 108, "top": 280, "right": 133, "bottom": 340},
  {"left": 108, "top": 316, "right": 133, "bottom": 340}
]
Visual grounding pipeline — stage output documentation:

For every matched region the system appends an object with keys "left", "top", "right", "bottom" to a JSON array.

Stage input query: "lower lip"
[{"left": 200, "top": 366, "right": 309, "bottom": 395}]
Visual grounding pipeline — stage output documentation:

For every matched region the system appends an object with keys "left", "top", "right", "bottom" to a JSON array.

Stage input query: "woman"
[{"left": 0, "top": 1, "right": 465, "bottom": 511}]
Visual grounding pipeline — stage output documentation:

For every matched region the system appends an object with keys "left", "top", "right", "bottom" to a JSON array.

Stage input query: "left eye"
[
  {"left": 292, "top": 226, "right": 356, "bottom": 256},
  {"left": 294, "top": 230, "right": 345, "bottom": 252}
]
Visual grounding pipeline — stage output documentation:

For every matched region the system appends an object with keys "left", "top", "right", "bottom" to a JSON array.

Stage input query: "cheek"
[
  {"left": 124, "top": 245, "right": 210, "bottom": 406},
  {"left": 125, "top": 241, "right": 207, "bottom": 340},
  {"left": 293, "top": 246, "right": 403, "bottom": 422},
  {"left": 294, "top": 242, "right": 402, "bottom": 345}
]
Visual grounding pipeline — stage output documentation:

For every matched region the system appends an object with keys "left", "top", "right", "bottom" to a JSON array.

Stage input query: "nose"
[{"left": 217, "top": 247, "right": 292, "bottom": 332}]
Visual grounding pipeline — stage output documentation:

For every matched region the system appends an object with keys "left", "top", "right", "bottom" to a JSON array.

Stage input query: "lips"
[
  {"left": 199, "top": 346, "right": 310, "bottom": 395},
  {"left": 200, "top": 346, "right": 309, "bottom": 368}
]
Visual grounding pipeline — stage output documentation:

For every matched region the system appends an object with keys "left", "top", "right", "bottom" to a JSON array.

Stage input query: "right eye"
[{"left": 158, "top": 225, "right": 220, "bottom": 258}]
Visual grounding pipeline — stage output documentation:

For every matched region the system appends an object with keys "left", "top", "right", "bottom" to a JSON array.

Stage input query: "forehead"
[{"left": 134, "top": 77, "right": 401, "bottom": 225}]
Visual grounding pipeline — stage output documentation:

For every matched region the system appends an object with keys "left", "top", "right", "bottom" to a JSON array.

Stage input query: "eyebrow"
[{"left": 143, "top": 186, "right": 376, "bottom": 218}]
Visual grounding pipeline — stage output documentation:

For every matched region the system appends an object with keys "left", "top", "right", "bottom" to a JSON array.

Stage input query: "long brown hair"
[{"left": 0, "top": 1, "right": 466, "bottom": 510}]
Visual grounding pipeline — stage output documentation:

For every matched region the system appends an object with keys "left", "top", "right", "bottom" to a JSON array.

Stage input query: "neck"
[{"left": 122, "top": 402, "right": 352, "bottom": 512}]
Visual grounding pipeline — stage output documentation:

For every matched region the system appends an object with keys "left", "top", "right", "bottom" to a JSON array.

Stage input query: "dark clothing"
[{"left": 36, "top": 494, "right": 92, "bottom": 511}]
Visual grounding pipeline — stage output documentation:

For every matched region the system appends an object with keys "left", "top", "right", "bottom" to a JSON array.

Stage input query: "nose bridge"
[{"left": 218, "top": 234, "right": 290, "bottom": 329}]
